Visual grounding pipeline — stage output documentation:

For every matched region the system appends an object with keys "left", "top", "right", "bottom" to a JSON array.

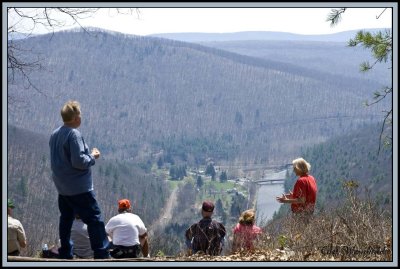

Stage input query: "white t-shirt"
[{"left": 105, "top": 212, "right": 147, "bottom": 247}]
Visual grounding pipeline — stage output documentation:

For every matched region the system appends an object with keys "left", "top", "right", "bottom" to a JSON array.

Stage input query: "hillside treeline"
[
  {"left": 201, "top": 39, "right": 391, "bottom": 85},
  {"left": 8, "top": 29, "right": 389, "bottom": 165}
]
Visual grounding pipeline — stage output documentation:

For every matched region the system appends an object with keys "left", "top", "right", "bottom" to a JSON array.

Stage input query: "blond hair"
[
  {"left": 61, "top": 100, "right": 81, "bottom": 123},
  {"left": 239, "top": 209, "right": 256, "bottom": 225},
  {"left": 292, "top": 157, "right": 311, "bottom": 176}
]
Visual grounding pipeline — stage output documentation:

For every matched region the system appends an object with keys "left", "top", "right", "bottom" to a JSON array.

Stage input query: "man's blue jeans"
[{"left": 58, "top": 191, "right": 110, "bottom": 259}]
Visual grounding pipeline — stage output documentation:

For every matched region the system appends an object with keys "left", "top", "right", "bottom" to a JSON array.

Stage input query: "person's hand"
[
  {"left": 91, "top": 148, "right": 101, "bottom": 159},
  {"left": 276, "top": 193, "right": 288, "bottom": 203},
  {"left": 287, "top": 190, "right": 293, "bottom": 199}
]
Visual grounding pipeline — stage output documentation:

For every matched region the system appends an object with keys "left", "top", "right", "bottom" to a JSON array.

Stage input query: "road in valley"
[{"left": 148, "top": 187, "right": 178, "bottom": 236}]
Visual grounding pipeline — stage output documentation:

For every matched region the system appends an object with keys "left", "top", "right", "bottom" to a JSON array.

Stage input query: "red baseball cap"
[{"left": 118, "top": 199, "right": 131, "bottom": 210}]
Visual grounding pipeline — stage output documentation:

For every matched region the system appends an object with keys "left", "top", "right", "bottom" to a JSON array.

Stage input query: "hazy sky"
[
  {"left": 7, "top": 4, "right": 394, "bottom": 36},
  {"left": 82, "top": 7, "right": 393, "bottom": 35}
]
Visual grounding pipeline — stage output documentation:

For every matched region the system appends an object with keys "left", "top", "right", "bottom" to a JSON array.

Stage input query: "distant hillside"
[
  {"left": 7, "top": 29, "right": 389, "bottom": 165},
  {"left": 149, "top": 29, "right": 388, "bottom": 42},
  {"left": 7, "top": 32, "right": 36, "bottom": 40},
  {"left": 199, "top": 39, "right": 390, "bottom": 85}
]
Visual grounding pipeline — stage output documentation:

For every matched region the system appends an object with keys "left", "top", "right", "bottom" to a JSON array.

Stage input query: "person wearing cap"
[
  {"left": 105, "top": 199, "right": 149, "bottom": 258},
  {"left": 232, "top": 209, "right": 263, "bottom": 253},
  {"left": 49, "top": 100, "right": 110, "bottom": 259},
  {"left": 185, "top": 200, "right": 226, "bottom": 256},
  {"left": 7, "top": 199, "right": 27, "bottom": 256}
]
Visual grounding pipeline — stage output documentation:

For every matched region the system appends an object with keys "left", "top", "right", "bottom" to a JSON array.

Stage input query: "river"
[{"left": 255, "top": 169, "right": 287, "bottom": 226}]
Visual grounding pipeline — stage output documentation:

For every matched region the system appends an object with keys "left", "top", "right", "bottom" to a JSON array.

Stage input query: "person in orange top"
[
  {"left": 232, "top": 209, "right": 262, "bottom": 253},
  {"left": 276, "top": 158, "right": 317, "bottom": 217}
]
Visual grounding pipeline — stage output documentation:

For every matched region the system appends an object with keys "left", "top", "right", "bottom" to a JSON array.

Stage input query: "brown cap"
[{"left": 202, "top": 201, "right": 215, "bottom": 212}]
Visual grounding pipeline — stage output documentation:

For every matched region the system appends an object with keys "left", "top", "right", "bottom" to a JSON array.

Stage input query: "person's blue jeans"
[{"left": 58, "top": 191, "right": 110, "bottom": 259}]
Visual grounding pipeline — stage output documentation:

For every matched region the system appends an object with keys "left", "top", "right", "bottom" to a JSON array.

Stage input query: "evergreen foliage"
[
  {"left": 206, "top": 163, "right": 216, "bottom": 180},
  {"left": 219, "top": 171, "right": 228, "bottom": 182}
]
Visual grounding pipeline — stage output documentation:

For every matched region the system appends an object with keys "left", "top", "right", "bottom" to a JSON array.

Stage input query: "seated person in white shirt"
[{"left": 105, "top": 199, "right": 149, "bottom": 258}]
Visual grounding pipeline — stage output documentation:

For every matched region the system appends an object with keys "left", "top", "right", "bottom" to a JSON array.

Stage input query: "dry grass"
[
  {"left": 11, "top": 182, "right": 392, "bottom": 262},
  {"left": 259, "top": 182, "right": 392, "bottom": 261}
]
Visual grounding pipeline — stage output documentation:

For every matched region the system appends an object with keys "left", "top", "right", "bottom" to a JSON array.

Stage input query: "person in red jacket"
[{"left": 276, "top": 158, "right": 317, "bottom": 219}]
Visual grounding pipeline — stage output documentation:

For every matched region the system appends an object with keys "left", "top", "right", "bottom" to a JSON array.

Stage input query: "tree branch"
[
  {"left": 376, "top": 8, "right": 388, "bottom": 19},
  {"left": 7, "top": 8, "right": 140, "bottom": 104},
  {"left": 326, "top": 8, "right": 346, "bottom": 27},
  {"left": 377, "top": 109, "right": 392, "bottom": 155}
]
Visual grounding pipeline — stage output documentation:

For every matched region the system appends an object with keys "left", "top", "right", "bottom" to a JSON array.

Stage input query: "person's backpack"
[{"left": 192, "top": 220, "right": 224, "bottom": 255}]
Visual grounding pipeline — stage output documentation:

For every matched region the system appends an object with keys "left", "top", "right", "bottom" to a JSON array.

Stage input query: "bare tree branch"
[
  {"left": 377, "top": 109, "right": 392, "bottom": 155},
  {"left": 376, "top": 8, "right": 388, "bottom": 19},
  {"left": 7, "top": 8, "right": 140, "bottom": 105}
]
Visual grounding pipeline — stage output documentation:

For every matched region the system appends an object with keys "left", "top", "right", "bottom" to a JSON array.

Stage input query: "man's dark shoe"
[
  {"left": 42, "top": 249, "right": 64, "bottom": 259},
  {"left": 93, "top": 253, "right": 111, "bottom": 259}
]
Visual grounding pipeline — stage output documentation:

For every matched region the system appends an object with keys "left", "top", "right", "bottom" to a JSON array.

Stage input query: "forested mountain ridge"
[
  {"left": 149, "top": 28, "right": 388, "bottom": 42},
  {"left": 8, "top": 29, "right": 389, "bottom": 165},
  {"left": 199, "top": 39, "right": 390, "bottom": 85},
  {"left": 304, "top": 123, "right": 392, "bottom": 208}
]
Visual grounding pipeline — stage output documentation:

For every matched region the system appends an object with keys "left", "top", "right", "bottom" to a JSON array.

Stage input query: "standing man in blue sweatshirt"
[{"left": 49, "top": 100, "right": 110, "bottom": 259}]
